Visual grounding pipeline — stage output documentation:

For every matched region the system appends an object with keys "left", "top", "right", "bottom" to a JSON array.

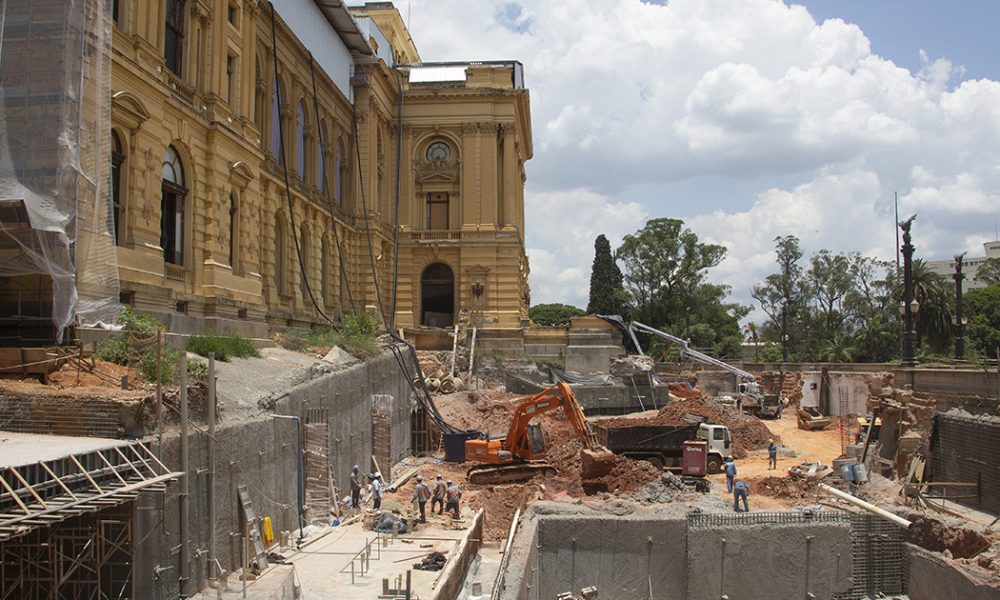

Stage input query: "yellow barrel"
[{"left": 262, "top": 516, "right": 275, "bottom": 546}]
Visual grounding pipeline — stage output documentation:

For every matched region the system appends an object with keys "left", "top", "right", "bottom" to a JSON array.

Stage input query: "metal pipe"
[
  {"left": 818, "top": 483, "right": 912, "bottom": 529},
  {"left": 179, "top": 351, "right": 190, "bottom": 596},
  {"left": 208, "top": 353, "right": 217, "bottom": 581},
  {"left": 156, "top": 330, "right": 163, "bottom": 448}
]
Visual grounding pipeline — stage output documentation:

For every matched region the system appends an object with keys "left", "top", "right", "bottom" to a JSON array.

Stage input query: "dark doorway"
[{"left": 421, "top": 263, "right": 454, "bottom": 327}]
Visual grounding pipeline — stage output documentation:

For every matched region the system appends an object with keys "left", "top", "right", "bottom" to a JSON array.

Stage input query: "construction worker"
[
  {"left": 413, "top": 475, "right": 432, "bottom": 522},
  {"left": 431, "top": 474, "right": 446, "bottom": 515},
  {"left": 445, "top": 480, "right": 462, "bottom": 518},
  {"left": 724, "top": 457, "right": 737, "bottom": 492},
  {"left": 733, "top": 480, "right": 750, "bottom": 512},
  {"left": 370, "top": 472, "right": 384, "bottom": 510},
  {"left": 350, "top": 465, "right": 362, "bottom": 510},
  {"left": 767, "top": 439, "right": 778, "bottom": 470}
]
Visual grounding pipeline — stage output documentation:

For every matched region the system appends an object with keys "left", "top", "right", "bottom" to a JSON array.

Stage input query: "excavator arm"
[{"left": 506, "top": 382, "right": 598, "bottom": 460}]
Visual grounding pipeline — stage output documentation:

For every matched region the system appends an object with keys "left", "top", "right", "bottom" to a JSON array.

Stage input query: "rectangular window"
[
  {"left": 161, "top": 190, "right": 184, "bottom": 265},
  {"left": 228, "top": 3, "right": 236, "bottom": 24},
  {"left": 112, "top": 0, "right": 121, "bottom": 25},
  {"left": 165, "top": 0, "right": 185, "bottom": 76},
  {"left": 226, "top": 54, "right": 236, "bottom": 106},
  {"left": 426, "top": 192, "right": 448, "bottom": 230}
]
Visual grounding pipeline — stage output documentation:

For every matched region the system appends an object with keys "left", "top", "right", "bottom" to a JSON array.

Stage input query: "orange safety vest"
[{"left": 414, "top": 482, "right": 431, "bottom": 502}]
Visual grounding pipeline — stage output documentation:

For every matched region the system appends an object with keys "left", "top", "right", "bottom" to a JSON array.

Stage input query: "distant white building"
[{"left": 927, "top": 241, "right": 1000, "bottom": 292}]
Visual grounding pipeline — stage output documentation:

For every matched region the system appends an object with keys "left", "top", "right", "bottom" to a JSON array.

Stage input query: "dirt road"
[{"left": 707, "top": 409, "right": 844, "bottom": 510}]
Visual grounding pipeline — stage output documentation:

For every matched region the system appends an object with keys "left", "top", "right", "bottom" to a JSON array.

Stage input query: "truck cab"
[{"left": 696, "top": 423, "right": 732, "bottom": 473}]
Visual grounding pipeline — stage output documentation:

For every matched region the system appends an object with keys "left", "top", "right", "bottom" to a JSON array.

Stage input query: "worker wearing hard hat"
[
  {"left": 767, "top": 439, "right": 778, "bottom": 470},
  {"left": 413, "top": 475, "right": 432, "bottom": 523},
  {"left": 724, "top": 457, "right": 737, "bottom": 492},
  {"left": 431, "top": 474, "right": 446, "bottom": 515},
  {"left": 445, "top": 480, "right": 462, "bottom": 518},
  {"left": 370, "top": 472, "right": 384, "bottom": 510}
]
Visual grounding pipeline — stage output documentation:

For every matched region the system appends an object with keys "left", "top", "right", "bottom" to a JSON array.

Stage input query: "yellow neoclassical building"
[{"left": 104, "top": 0, "right": 530, "bottom": 340}]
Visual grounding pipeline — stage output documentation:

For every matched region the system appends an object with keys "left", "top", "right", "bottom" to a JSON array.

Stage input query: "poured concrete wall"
[
  {"left": 906, "top": 544, "right": 999, "bottom": 600},
  {"left": 536, "top": 515, "right": 687, "bottom": 600},
  {"left": 686, "top": 521, "right": 853, "bottom": 599},
  {"left": 500, "top": 506, "right": 857, "bottom": 600},
  {"left": 134, "top": 351, "right": 413, "bottom": 599}
]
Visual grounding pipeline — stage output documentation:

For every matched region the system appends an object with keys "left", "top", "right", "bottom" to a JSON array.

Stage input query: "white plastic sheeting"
[
  {"left": 0, "top": 0, "right": 119, "bottom": 342},
  {"left": 272, "top": 0, "right": 355, "bottom": 101}
]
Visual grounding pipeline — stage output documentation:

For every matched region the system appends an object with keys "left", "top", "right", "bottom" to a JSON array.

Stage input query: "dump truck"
[
  {"left": 754, "top": 392, "right": 783, "bottom": 419},
  {"left": 593, "top": 421, "right": 733, "bottom": 474}
]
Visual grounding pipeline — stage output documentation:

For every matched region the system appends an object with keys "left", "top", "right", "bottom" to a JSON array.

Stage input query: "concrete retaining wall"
[
  {"left": 134, "top": 351, "right": 413, "bottom": 599},
  {"left": 906, "top": 544, "right": 999, "bottom": 600},
  {"left": 685, "top": 521, "right": 853, "bottom": 599},
  {"left": 536, "top": 515, "right": 687, "bottom": 600}
]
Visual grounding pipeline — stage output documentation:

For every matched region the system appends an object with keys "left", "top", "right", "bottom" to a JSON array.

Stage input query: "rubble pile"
[
  {"left": 656, "top": 397, "right": 774, "bottom": 457},
  {"left": 609, "top": 354, "right": 655, "bottom": 378},
  {"left": 633, "top": 472, "right": 688, "bottom": 503},
  {"left": 747, "top": 475, "right": 820, "bottom": 501},
  {"left": 907, "top": 516, "right": 993, "bottom": 559}
]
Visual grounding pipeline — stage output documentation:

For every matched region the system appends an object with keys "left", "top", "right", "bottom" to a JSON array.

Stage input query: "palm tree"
[
  {"left": 819, "top": 332, "right": 857, "bottom": 363},
  {"left": 891, "top": 259, "right": 953, "bottom": 354}
]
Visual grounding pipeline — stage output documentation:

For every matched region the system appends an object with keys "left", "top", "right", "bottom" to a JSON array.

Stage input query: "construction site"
[
  {"left": 1, "top": 0, "right": 1000, "bottom": 599},
  {"left": 1, "top": 314, "right": 999, "bottom": 599}
]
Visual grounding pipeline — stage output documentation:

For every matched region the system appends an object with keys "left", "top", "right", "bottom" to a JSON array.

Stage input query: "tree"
[
  {"left": 975, "top": 257, "right": 1000, "bottom": 286},
  {"left": 890, "top": 259, "right": 953, "bottom": 354},
  {"left": 751, "top": 236, "right": 808, "bottom": 357},
  {"left": 965, "top": 285, "right": 1000, "bottom": 359},
  {"left": 807, "top": 250, "right": 852, "bottom": 342},
  {"left": 529, "top": 303, "right": 584, "bottom": 326},
  {"left": 616, "top": 218, "right": 726, "bottom": 328},
  {"left": 586, "top": 234, "right": 628, "bottom": 316}
]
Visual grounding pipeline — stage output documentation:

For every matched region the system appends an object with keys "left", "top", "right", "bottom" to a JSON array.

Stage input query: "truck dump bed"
[{"left": 594, "top": 423, "right": 700, "bottom": 452}]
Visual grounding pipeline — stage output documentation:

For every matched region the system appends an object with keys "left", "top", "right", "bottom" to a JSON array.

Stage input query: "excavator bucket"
[{"left": 580, "top": 447, "right": 616, "bottom": 479}]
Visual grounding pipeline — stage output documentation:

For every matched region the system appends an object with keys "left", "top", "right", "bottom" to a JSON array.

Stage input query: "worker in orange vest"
[
  {"left": 445, "top": 480, "right": 462, "bottom": 518},
  {"left": 412, "top": 475, "right": 431, "bottom": 523}
]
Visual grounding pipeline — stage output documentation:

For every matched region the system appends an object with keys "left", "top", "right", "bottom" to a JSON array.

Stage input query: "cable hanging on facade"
[
  {"left": 308, "top": 52, "right": 356, "bottom": 315},
  {"left": 268, "top": 3, "right": 338, "bottom": 329}
]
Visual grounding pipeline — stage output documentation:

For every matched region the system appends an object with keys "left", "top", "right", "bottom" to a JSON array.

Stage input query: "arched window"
[
  {"left": 161, "top": 146, "right": 187, "bottom": 265},
  {"left": 270, "top": 78, "right": 282, "bottom": 163},
  {"left": 295, "top": 100, "right": 307, "bottom": 177},
  {"left": 165, "top": 0, "right": 186, "bottom": 76},
  {"left": 111, "top": 131, "right": 125, "bottom": 246},
  {"left": 229, "top": 193, "right": 239, "bottom": 271},
  {"left": 254, "top": 58, "right": 265, "bottom": 131},
  {"left": 317, "top": 120, "right": 327, "bottom": 193},
  {"left": 274, "top": 212, "right": 287, "bottom": 294},
  {"left": 299, "top": 223, "right": 310, "bottom": 296},
  {"left": 335, "top": 139, "right": 344, "bottom": 203}
]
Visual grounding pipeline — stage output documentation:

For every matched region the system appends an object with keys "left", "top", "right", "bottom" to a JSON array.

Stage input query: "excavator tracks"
[{"left": 466, "top": 461, "right": 557, "bottom": 485}]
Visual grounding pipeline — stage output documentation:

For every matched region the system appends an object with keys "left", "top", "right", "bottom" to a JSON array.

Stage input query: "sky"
[{"left": 404, "top": 0, "right": 1000, "bottom": 321}]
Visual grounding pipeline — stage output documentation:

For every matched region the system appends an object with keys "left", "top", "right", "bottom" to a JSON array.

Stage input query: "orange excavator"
[{"left": 464, "top": 382, "right": 616, "bottom": 484}]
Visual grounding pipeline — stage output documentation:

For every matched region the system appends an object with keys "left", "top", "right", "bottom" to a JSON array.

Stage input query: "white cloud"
[{"left": 405, "top": 0, "right": 1000, "bottom": 321}]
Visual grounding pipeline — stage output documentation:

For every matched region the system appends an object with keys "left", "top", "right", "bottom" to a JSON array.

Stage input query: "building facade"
[
  {"left": 926, "top": 240, "right": 1000, "bottom": 294},
  {"left": 107, "top": 0, "right": 530, "bottom": 339}
]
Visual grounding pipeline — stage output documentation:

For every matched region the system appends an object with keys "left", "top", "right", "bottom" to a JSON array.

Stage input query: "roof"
[{"left": 312, "top": 0, "right": 373, "bottom": 56}]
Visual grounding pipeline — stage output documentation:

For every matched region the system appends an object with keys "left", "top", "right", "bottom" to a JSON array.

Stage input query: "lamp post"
[
  {"left": 953, "top": 252, "right": 968, "bottom": 361},
  {"left": 899, "top": 215, "right": 918, "bottom": 367}
]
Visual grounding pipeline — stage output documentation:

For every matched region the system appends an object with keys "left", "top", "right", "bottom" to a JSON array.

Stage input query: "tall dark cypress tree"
[{"left": 586, "top": 234, "right": 627, "bottom": 316}]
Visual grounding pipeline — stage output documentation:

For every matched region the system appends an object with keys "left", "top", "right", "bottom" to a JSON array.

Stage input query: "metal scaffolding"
[{"left": 0, "top": 440, "right": 180, "bottom": 598}]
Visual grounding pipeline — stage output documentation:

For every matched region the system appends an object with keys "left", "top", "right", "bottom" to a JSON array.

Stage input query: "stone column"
[
  {"left": 480, "top": 122, "right": 498, "bottom": 227},
  {"left": 501, "top": 124, "right": 517, "bottom": 229},
  {"left": 461, "top": 122, "right": 478, "bottom": 227}
]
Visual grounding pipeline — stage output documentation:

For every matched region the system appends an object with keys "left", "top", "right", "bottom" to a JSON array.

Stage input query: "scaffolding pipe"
[
  {"left": 208, "top": 353, "right": 217, "bottom": 581},
  {"left": 818, "top": 484, "right": 912, "bottom": 529},
  {"left": 180, "top": 351, "right": 191, "bottom": 596}
]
